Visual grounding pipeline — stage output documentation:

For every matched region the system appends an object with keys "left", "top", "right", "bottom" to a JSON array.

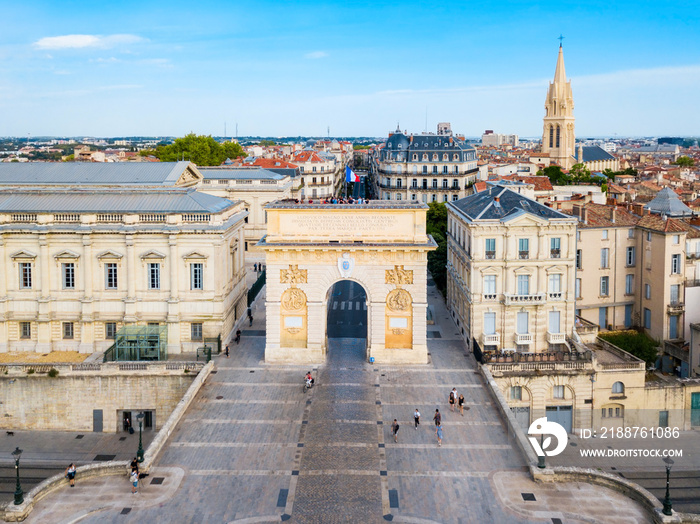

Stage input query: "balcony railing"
[
  {"left": 550, "top": 249, "right": 561, "bottom": 258},
  {"left": 515, "top": 333, "right": 533, "bottom": 344},
  {"left": 686, "top": 279, "right": 700, "bottom": 288},
  {"left": 481, "top": 333, "right": 500, "bottom": 346},
  {"left": 547, "top": 332, "right": 566, "bottom": 344},
  {"left": 482, "top": 293, "right": 498, "bottom": 301},
  {"left": 667, "top": 303, "right": 684, "bottom": 314},
  {"left": 519, "top": 251, "right": 529, "bottom": 259},
  {"left": 504, "top": 293, "right": 545, "bottom": 305},
  {"left": 548, "top": 292, "right": 563, "bottom": 300},
  {"left": 485, "top": 250, "right": 496, "bottom": 260}
]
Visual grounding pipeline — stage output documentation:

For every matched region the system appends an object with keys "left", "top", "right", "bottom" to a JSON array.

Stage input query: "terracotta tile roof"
[
  {"left": 292, "top": 151, "right": 325, "bottom": 163},
  {"left": 250, "top": 158, "right": 298, "bottom": 169},
  {"left": 571, "top": 203, "right": 640, "bottom": 228},
  {"left": 473, "top": 181, "right": 488, "bottom": 193},
  {"left": 500, "top": 174, "right": 553, "bottom": 191},
  {"left": 637, "top": 215, "right": 692, "bottom": 233}
]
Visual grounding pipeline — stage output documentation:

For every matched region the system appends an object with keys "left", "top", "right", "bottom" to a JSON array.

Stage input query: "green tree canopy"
[
  {"left": 426, "top": 202, "right": 448, "bottom": 294},
  {"left": 537, "top": 165, "right": 572, "bottom": 185},
  {"left": 674, "top": 156, "right": 695, "bottom": 167},
  {"left": 141, "top": 134, "right": 246, "bottom": 166}
]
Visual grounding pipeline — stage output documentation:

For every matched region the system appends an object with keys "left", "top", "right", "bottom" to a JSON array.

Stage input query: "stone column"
[
  {"left": 79, "top": 236, "right": 94, "bottom": 353},
  {"left": 0, "top": 236, "right": 6, "bottom": 353},
  {"left": 124, "top": 235, "right": 137, "bottom": 323},
  {"left": 167, "top": 235, "right": 181, "bottom": 355}
]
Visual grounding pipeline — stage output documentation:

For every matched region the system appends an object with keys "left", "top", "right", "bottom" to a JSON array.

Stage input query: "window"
[
  {"left": 518, "top": 238, "right": 529, "bottom": 259},
  {"left": 600, "top": 276, "right": 609, "bottom": 296},
  {"left": 452, "top": 195, "right": 458, "bottom": 201},
  {"left": 602, "top": 230, "right": 608, "bottom": 240},
  {"left": 644, "top": 308, "right": 651, "bottom": 329},
  {"left": 549, "top": 311, "right": 561, "bottom": 334},
  {"left": 412, "top": 178, "right": 418, "bottom": 189},
  {"left": 432, "top": 166, "right": 438, "bottom": 174},
  {"left": 63, "top": 321, "right": 74, "bottom": 340},
  {"left": 441, "top": 195, "right": 447, "bottom": 202},
  {"left": 673, "top": 235, "right": 680, "bottom": 245},
  {"left": 576, "top": 249, "right": 582, "bottom": 269},
  {"left": 550, "top": 237, "right": 561, "bottom": 258},
  {"left": 628, "top": 229, "right": 634, "bottom": 239},
  {"left": 191, "top": 263, "right": 203, "bottom": 290},
  {"left": 517, "top": 275, "right": 530, "bottom": 295},
  {"left": 645, "top": 283, "right": 651, "bottom": 299},
  {"left": 553, "top": 385, "right": 565, "bottom": 399},
  {"left": 646, "top": 231, "right": 651, "bottom": 242},
  {"left": 625, "top": 274, "right": 634, "bottom": 295},
  {"left": 312, "top": 166, "right": 316, "bottom": 173},
  {"left": 312, "top": 177, "right": 317, "bottom": 184},
  {"left": 670, "top": 284, "right": 680, "bottom": 305},
  {"left": 411, "top": 194, "right": 417, "bottom": 201},
  {"left": 20, "top": 322, "right": 31, "bottom": 339},
  {"left": 442, "top": 179, "right": 448, "bottom": 188},
  {"left": 148, "top": 263, "right": 160, "bottom": 290},
  {"left": 452, "top": 179, "right": 459, "bottom": 188},
  {"left": 600, "top": 248, "right": 609, "bottom": 268},
  {"left": 105, "top": 263, "right": 118, "bottom": 289},
  {"left": 396, "top": 179, "right": 402, "bottom": 188},
  {"left": 454, "top": 166, "right": 459, "bottom": 174},
  {"left": 510, "top": 386, "right": 522, "bottom": 401},
  {"left": 431, "top": 194, "right": 437, "bottom": 202},
  {"left": 432, "top": 179, "right": 438, "bottom": 189},
  {"left": 575, "top": 278, "right": 581, "bottom": 299},
  {"left": 549, "top": 274, "right": 561, "bottom": 294},
  {"left": 105, "top": 322, "right": 117, "bottom": 339},
  {"left": 62, "top": 263, "right": 75, "bottom": 289},
  {"left": 191, "top": 322, "right": 203, "bottom": 341},
  {"left": 422, "top": 166, "right": 427, "bottom": 174},
  {"left": 671, "top": 254, "right": 681, "bottom": 274},
  {"left": 516, "top": 311, "right": 529, "bottom": 333},
  {"left": 483, "top": 275, "right": 496, "bottom": 295},
  {"left": 602, "top": 406, "right": 623, "bottom": 418},
  {"left": 484, "top": 312, "right": 496, "bottom": 334},
  {"left": 442, "top": 166, "right": 448, "bottom": 174},
  {"left": 19, "top": 262, "right": 32, "bottom": 289},
  {"left": 612, "top": 382, "right": 624, "bottom": 394},
  {"left": 485, "top": 238, "right": 495, "bottom": 259}
]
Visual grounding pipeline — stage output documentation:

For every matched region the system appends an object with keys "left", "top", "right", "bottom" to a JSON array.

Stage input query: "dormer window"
[
  {"left": 412, "top": 154, "right": 418, "bottom": 160},
  {"left": 398, "top": 144, "right": 402, "bottom": 149}
]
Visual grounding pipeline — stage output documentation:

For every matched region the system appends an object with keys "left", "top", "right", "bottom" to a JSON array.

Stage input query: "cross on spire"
[{"left": 558, "top": 34, "right": 565, "bottom": 47}]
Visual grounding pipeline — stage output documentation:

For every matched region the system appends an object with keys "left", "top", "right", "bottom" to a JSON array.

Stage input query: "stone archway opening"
[{"left": 325, "top": 280, "right": 368, "bottom": 364}]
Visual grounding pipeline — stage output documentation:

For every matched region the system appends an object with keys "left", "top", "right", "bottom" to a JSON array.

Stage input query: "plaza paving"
[{"left": 22, "top": 282, "right": 651, "bottom": 523}]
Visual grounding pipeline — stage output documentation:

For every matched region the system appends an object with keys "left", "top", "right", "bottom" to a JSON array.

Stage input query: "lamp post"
[
  {"left": 537, "top": 432, "right": 546, "bottom": 469},
  {"left": 136, "top": 412, "right": 145, "bottom": 463},
  {"left": 12, "top": 447, "right": 23, "bottom": 505},
  {"left": 662, "top": 462, "right": 673, "bottom": 516}
]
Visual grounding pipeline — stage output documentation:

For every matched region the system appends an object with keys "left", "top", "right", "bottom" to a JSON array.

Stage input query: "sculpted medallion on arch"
[
  {"left": 281, "top": 287, "right": 307, "bottom": 312},
  {"left": 386, "top": 288, "right": 412, "bottom": 312}
]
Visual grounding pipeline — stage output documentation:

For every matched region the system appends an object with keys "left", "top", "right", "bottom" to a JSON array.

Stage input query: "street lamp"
[
  {"left": 136, "top": 412, "right": 145, "bottom": 463},
  {"left": 663, "top": 458, "right": 674, "bottom": 516},
  {"left": 12, "top": 447, "right": 23, "bottom": 505},
  {"left": 537, "top": 433, "right": 546, "bottom": 469}
]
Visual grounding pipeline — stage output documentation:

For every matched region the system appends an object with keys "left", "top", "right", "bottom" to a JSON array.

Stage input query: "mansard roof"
[
  {"left": 0, "top": 161, "right": 200, "bottom": 186},
  {"left": 449, "top": 185, "right": 571, "bottom": 222}
]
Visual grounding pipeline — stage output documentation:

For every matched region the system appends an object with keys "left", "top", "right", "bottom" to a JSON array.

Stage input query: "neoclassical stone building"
[
  {"left": 0, "top": 163, "right": 248, "bottom": 354},
  {"left": 446, "top": 185, "right": 578, "bottom": 354},
  {"left": 371, "top": 124, "right": 479, "bottom": 203},
  {"left": 259, "top": 201, "right": 436, "bottom": 364}
]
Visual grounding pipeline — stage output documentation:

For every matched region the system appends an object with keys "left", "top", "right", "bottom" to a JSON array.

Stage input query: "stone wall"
[{"left": 0, "top": 362, "right": 201, "bottom": 432}]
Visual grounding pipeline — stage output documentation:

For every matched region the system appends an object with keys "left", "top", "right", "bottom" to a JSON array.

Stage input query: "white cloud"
[
  {"left": 33, "top": 34, "right": 145, "bottom": 50},
  {"left": 304, "top": 51, "right": 328, "bottom": 59}
]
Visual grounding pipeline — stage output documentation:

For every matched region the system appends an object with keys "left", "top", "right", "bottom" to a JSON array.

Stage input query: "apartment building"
[
  {"left": 292, "top": 150, "right": 338, "bottom": 200},
  {"left": 446, "top": 185, "right": 578, "bottom": 354},
  {"left": 372, "top": 124, "right": 479, "bottom": 203}
]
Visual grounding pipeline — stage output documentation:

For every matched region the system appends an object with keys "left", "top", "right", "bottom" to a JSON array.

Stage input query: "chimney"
[
  {"left": 494, "top": 196, "right": 500, "bottom": 203},
  {"left": 611, "top": 207, "right": 616, "bottom": 224}
]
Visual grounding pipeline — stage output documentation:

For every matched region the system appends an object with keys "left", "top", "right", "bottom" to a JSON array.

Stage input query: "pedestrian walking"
[
  {"left": 65, "top": 463, "right": 76, "bottom": 487},
  {"left": 433, "top": 409, "right": 441, "bottom": 426},
  {"left": 436, "top": 424, "right": 443, "bottom": 447},
  {"left": 254, "top": 263, "right": 258, "bottom": 272},
  {"left": 130, "top": 457, "right": 139, "bottom": 475},
  {"left": 458, "top": 394, "right": 465, "bottom": 416},
  {"left": 248, "top": 314, "right": 253, "bottom": 327},
  {"left": 413, "top": 408, "right": 420, "bottom": 429},
  {"left": 449, "top": 388, "right": 457, "bottom": 412},
  {"left": 225, "top": 344, "right": 230, "bottom": 358},
  {"left": 130, "top": 470, "right": 139, "bottom": 494},
  {"left": 391, "top": 419, "right": 400, "bottom": 443},
  {"left": 235, "top": 330, "right": 241, "bottom": 344}
]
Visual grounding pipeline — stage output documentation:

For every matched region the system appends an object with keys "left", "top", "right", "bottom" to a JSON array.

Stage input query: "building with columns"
[
  {"left": 0, "top": 163, "right": 248, "bottom": 355},
  {"left": 446, "top": 184, "right": 578, "bottom": 354}
]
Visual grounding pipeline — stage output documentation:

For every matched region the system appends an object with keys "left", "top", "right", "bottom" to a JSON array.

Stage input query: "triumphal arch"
[{"left": 258, "top": 201, "right": 436, "bottom": 364}]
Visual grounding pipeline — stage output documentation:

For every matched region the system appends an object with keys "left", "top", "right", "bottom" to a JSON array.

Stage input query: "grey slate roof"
[
  {"left": 0, "top": 187, "right": 235, "bottom": 213},
  {"left": 0, "top": 161, "right": 193, "bottom": 186},
  {"left": 198, "top": 167, "right": 285, "bottom": 181},
  {"left": 574, "top": 146, "right": 615, "bottom": 163},
  {"left": 449, "top": 185, "right": 571, "bottom": 221},
  {"left": 644, "top": 187, "right": 694, "bottom": 217},
  {"left": 381, "top": 131, "right": 476, "bottom": 162}
]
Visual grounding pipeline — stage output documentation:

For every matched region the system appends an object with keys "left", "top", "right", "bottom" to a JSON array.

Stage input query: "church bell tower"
[{"left": 542, "top": 43, "right": 575, "bottom": 169}]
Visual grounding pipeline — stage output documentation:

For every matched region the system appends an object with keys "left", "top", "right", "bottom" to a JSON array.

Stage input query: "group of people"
[
  {"left": 64, "top": 455, "right": 141, "bottom": 494},
  {"left": 390, "top": 388, "right": 466, "bottom": 447},
  {"left": 293, "top": 197, "right": 368, "bottom": 205}
]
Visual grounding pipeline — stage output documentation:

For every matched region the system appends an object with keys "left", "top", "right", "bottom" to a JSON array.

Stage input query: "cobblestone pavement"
[{"left": 22, "top": 287, "right": 650, "bottom": 523}]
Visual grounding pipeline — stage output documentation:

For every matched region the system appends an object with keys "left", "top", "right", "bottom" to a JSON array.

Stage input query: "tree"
[
  {"left": 569, "top": 163, "right": 591, "bottom": 182},
  {"left": 426, "top": 202, "right": 448, "bottom": 294},
  {"left": 673, "top": 156, "right": 695, "bottom": 167},
  {"left": 141, "top": 134, "right": 246, "bottom": 166},
  {"left": 259, "top": 140, "right": 275, "bottom": 146},
  {"left": 537, "top": 165, "right": 571, "bottom": 185}
]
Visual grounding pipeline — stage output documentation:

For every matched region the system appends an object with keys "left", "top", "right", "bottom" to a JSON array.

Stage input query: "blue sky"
[{"left": 0, "top": 0, "right": 698, "bottom": 138}]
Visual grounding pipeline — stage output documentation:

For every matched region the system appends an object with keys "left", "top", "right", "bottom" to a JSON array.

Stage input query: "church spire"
[
  {"left": 553, "top": 44, "right": 567, "bottom": 86},
  {"left": 541, "top": 43, "right": 575, "bottom": 169}
]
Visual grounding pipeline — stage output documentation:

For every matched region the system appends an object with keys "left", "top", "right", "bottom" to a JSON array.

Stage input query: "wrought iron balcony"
[{"left": 504, "top": 293, "right": 545, "bottom": 305}]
